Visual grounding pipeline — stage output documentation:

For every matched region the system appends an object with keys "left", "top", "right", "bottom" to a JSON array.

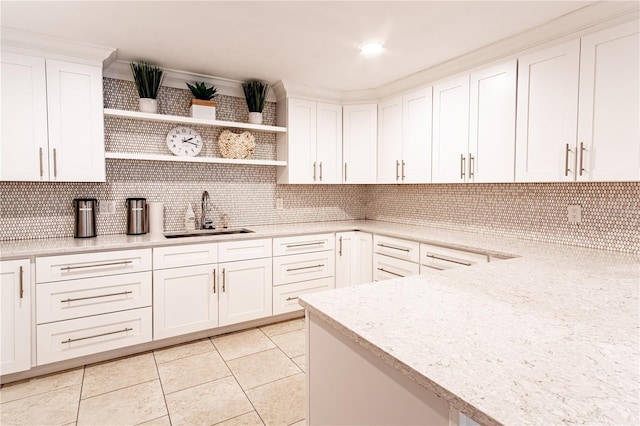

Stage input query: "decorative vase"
[
  {"left": 248, "top": 112, "right": 263, "bottom": 125},
  {"left": 139, "top": 98, "right": 158, "bottom": 114},
  {"left": 190, "top": 99, "right": 216, "bottom": 120}
]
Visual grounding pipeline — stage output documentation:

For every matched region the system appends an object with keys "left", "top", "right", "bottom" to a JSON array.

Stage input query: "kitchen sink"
[{"left": 164, "top": 228, "right": 254, "bottom": 238}]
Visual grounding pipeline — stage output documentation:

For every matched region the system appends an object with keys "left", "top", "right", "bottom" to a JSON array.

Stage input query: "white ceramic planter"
[
  {"left": 248, "top": 112, "right": 263, "bottom": 125},
  {"left": 139, "top": 98, "right": 158, "bottom": 114},
  {"left": 190, "top": 104, "right": 216, "bottom": 120}
]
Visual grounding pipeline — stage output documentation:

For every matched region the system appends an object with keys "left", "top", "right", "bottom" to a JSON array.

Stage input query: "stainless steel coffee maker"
[
  {"left": 73, "top": 198, "right": 98, "bottom": 238},
  {"left": 126, "top": 198, "right": 148, "bottom": 235}
]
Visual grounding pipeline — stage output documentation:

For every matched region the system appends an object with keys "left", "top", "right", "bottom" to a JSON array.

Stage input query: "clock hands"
[{"left": 181, "top": 136, "right": 199, "bottom": 146}]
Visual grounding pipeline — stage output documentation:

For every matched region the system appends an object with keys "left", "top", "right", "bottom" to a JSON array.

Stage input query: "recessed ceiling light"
[{"left": 359, "top": 41, "right": 384, "bottom": 56}]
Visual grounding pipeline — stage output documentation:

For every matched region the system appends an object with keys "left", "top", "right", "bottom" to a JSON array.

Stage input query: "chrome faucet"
[{"left": 201, "top": 191, "right": 214, "bottom": 229}]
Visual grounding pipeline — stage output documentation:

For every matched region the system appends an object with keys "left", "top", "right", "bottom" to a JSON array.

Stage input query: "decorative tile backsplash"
[{"left": 0, "top": 77, "right": 637, "bottom": 254}]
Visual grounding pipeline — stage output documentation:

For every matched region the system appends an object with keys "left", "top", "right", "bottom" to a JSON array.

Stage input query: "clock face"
[{"left": 166, "top": 126, "right": 203, "bottom": 157}]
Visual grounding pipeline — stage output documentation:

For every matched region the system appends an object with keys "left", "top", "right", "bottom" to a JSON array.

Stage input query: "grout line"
[
  {"left": 227, "top": 373, "right": 266, "bottom": 426},
  {"left": 75, "top": 366, "right": 85, "bottom": 424},
  {"left": 81, "top": 378, "right": 160, "bottom": 401},
  {"left": 151, "top": 352, "right": 172, "bottom": 425},
  {"left": 212, "top": 409, "right": 259, "bottom": 426}
]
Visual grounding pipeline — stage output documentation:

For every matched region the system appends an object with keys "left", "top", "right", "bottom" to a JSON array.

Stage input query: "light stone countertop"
[{"left": 2, "top": 220, "right": 638, "bottom": 424}]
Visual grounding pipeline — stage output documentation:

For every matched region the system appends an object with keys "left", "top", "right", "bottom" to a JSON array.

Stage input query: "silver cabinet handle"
[
  {"left": 213, "top": 268, "right": 217, "bottom": 293},
  {"left": 579, "top": 142, "right": 585, "bottom": 176},
  {"left": 376, "top": 267, "right": 404, "bottom": 278},
  {"left": 565, "top": 143, "right": 572, "bottom": 177},
  {"left": 61, "top": 290, "right": 132, "bottom": 303},
  {"left": 286, "top": 296, "right": 299, "bottom": 301},
  {"left": 401, "top": 160, "right": 406, "bottom": 181},
  {"left": 313, "top": 162, "right": 317, "bottom": 181},
  {"left": 53, "top": 148, "right": 57, "bottom": 178},
  {"left": 286, "top": 264, "right": 324, "bottom": 272},
  {"left": 396, "top": 160, "right": 400, "bottom": 181},
  {"left": 468, "top": 154, "right": 474, "bottom": 179},
  {"left": 62, "top": 327, "right": 132, "bottom": 344},
  {"left": 222, "top": 268, "right": 226, "bottom": 292},
  {"left": 425, "top": 254, "right": 472, "bottom": 267},
  {"left": 377, "top": 243, "right": 410, "bottom": 252},
  {"left": 19, "top": 266, "right": 24, "bottom": 299},
  {"left": 344, "top": 163, "right": 347, "bottom": 182},
  {"left": 319, "top": 161, "right": 323, "bottom": 182},
  {"left": 339, "top": 236, "right": 343, "bottom": 257},
  {"left": 39, "top": 147, "right": 44, "bottom": 178},
  {"left": 61, "top": 260, "right": 133, "bottom": 271},
  {"left": 422, "top": 264, "right": 446, "bottom": 271},
  {"left": 460, "top": 154, "right": 466, "bottom": 180},
  {"left": 286, "top": 241, "right": 324, "bottom": 248}
]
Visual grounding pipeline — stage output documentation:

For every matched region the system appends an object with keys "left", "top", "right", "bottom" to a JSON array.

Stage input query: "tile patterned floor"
[{"left": 0, "top": 318, "right": 307, "bottom": 426}]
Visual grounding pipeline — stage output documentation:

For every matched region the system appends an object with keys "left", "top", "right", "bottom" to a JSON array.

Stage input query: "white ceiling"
[{"left": 0, "top": 1, "right": 600, "bottom": 91}]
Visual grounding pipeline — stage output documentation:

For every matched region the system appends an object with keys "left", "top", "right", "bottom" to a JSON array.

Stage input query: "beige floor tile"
[
  {"left": 212, "top": 328, "right": 275, "bottom": 361},
  {"left": 153, "top": 338, "right": 215, "bottom": 364},
  {"left": 227, "top": 348, "right": 302, "bottom": 390},
  {"left": 259, "top": 318, "right": 305, "bottom": 337},
  {"left": 270, "top": 329, "right": 306, "bottom": 358},
  {"left": 77, "top": 380, "right": 167, "bottom": 425},
  {"left": 0, "top": 367, "right": 83, "bottom": 403},
  {"left": 165, "top": 376, "right": 253, "bottom": 426},
  {"left": 214, "top": 411, "right": 265, "bottom": 426},
  {"left": 292, "top": 355, "right": 306, "bottom": 372},
  {"left": 0, "top": 384, "right": 81, "bottom": 425},
  {"left": 246, "top": 373, "right": 305, "bottom": 426},
  {"left": 82, "top": 352, "right": 158, "bottom": 399},
  {"left": 137, "top": 415, "right": 171, "bottom": 425},
  {"left": 157, "top": 350, "right": 231, "bottom": 394}
]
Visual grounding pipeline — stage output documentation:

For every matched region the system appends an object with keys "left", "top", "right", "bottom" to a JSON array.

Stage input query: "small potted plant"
[
  {"left": 130, "top": 61, "right": 164, "bottom": 114},
  {"left": 242, "top": 80, "right": 270, "bottom": 124},
  {"left": 186, "top": 82, "right": 219, "bottom": 120}
]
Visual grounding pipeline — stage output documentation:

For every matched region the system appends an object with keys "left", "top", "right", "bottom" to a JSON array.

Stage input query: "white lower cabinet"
[
  {"left": 336, "top": 231, "right": 373, "bottom": 288},
  {"left": 373, "top": 253, "right": 420, "bottom": 281},
  {"left": 420, "top": 243, "right": 489, "bottom": 271},
  {"left": 1, "top": 259, "right": 31, "bottom": 375},
  {"left": 273, "top": 277, "right": 334, "bottom": 315},
  {"left": 37, "top": 307, "right": 152, "bottom": 365},
  {"left": 272, "top": 251, "right": 335, "bottom": 286},
  {"left": 153, "top": 265, "right": 218, "bottom": 340},
  {"left": 219, "top": 258, "right": 272, "bottom": 327}
]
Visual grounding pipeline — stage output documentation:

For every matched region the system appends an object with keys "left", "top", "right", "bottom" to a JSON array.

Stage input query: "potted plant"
[
  {"left": 186, "top": 82, "right": 218, "bottom": 120},
  {"left": 130, "top": 61, "right": 164, "bottom": 114},
  {"left": 242, "top": 80, "right": 270, "bottom": 124}
]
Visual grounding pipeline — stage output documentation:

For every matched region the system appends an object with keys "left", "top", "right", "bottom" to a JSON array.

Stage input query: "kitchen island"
[{"left": 299, "top": 239, "right": 639, "bottom": 425}]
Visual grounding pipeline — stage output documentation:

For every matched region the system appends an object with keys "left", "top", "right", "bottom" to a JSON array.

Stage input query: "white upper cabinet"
[
  {"left": 377, "top": 97, "right": 403, "bottom": 183},
  {"left": 432, "top": 74, "right": 470, "bottom": 183},
  {"left": 343, "top": 104, "right": 377, "bottom": 183},
  {"left": 469, "top": 60, "right": 517, "bottom": 183},
  {"left": 402, "top": 87, "right": 433, "bottom": 183},
  {"left": 277, "top": 98, "right": 341, "bottom": 184},
  {"left": 377, "top": 88, "right": 433, "bottom": 184},
  {"left": 576, "top": 21, "right": 640, "bottom": 181},
  {"left": 515, "top": 40, "right": 580, "bottom": 182},
  {"left": 1, "top": 53, "right": 105, "bottom": 182}
]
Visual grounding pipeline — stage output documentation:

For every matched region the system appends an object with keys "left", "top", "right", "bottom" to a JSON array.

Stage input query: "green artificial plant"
[
  {"left": 242, "top": 80, "right": 270, "bottom": 113},
  {"left": 130, "top": 61, "right": 164, "bottom": 99},
  {"left": 186, "top": 82, "right": 219, "bottom": 101}
]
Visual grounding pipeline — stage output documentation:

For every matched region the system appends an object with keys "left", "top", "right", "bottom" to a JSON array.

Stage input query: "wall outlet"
[
  {"left": 276, "top": 198, "right": 284, "bottom": 210},
  {"left": 100, "top": 200, "right": 116, "bottom": 215},
  {"left": 567, "top": 205, "right": 582, "bottom": 225}
]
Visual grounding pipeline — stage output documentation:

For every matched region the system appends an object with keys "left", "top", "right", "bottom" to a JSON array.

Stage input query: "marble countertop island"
[{"left": 298, "top": 226, "right": 639, "bottom": 425}]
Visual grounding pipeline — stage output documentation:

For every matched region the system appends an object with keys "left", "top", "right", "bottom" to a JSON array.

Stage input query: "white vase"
[
  {"left": 139, "top": 98, "right": 158, "bottom": 114},
  {"left": 248, "top": 112, "right": 263, "bottom": 125}
]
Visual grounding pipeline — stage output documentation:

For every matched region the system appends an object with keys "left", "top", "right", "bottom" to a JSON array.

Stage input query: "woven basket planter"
[{"left": 218, "top": 129, "right": 256, "bottom": 159}]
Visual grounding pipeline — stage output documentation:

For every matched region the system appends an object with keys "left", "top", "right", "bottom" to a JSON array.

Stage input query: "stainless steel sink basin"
[{"left": 164, "top": 228, "right": 254, "bottom": 239}]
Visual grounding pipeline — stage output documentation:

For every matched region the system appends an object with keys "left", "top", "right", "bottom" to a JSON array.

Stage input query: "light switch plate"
[
  {"left": 567, "top": 205, "right": 581, "bottom": 224},
  {"left": 276, "top": 198, "right": 284, "bottom": 210},
  {"left": 100, "top": 200, "right": 116, "bottom": 215}
]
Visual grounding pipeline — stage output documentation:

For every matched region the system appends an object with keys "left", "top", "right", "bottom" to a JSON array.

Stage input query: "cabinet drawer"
[
  {"left": 273, "top": 251, "right": 335, "bottom": 286},
  {"left": 36, "top": 249, "right": 152, "bottom": 283},
  {"left": 273, "top": 233, "right": 335, "bottom": 256},
  {"left": 273, "top": 277, "right": 333, "bottom": 315},
  {"left": 373, "top": 253, "right": 420, "bottom": 281},
  {"left": 36, "top": 307, "right": 152, "bottom": 365},
  {"left": 373, "top": 235, "right": 419, "bottom": 263},
  {"left": 37, "top": 272, "right": 152, "bottom": 324},
  {"left": 219, "top": 238, "right": 272, "bottom": 262},
  {"left": 153, "top": 243, "right": 217, "bottom": 269},
  {"left": 420, "top": 243, "right": 488, "bottom": 270}
]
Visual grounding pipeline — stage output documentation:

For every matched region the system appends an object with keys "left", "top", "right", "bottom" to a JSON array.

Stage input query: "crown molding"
[
  {"left": 104, "top": 59, "right": 278, "bottom": 102},
  {"left": 0, "top": 27, "right": 117, "bottom": 66}
]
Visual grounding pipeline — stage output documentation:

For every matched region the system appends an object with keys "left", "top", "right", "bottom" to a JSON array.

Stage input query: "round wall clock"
[{"left": 166, "top": 126, "right": 203, "bottom": 157}]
